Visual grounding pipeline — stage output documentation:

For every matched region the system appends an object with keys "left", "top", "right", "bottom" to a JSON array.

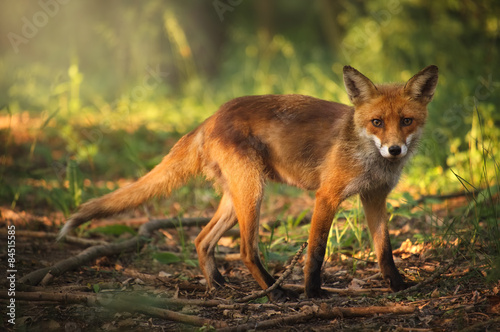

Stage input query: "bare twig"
[
  {"left": 388, "top": 260, "right": 455, "bottom": 298},
  {"left": 121, "top": 268, "right": 207, "bottom": 292},
  {"left": 0, "top": 230, "right": 108, "bottom": 246},
  {"left": 20, "top": 283, "right": 122, "bottom": 293},
  {"left": 218, "top": 303, "right": 415, "bottom": 331},
  {"left": 283, "top": 284, "right": 391, "bottom": 296},
  {"left": 236, "top": 242, "right": 307, "bottom": 303},
  {"left": 316, "top": 303, "right": 415, "bottom": 317},
  {"left": 19, "top": 217, "right": 210, "bottom": 286},
  {"left": 220, "top": 310, "right": 315, "bottom": 331},
  {"left": 0, "top": 290, "right": 226, "bottom": 328},
  {"left": 120, "top": 296, "right": 284, "bottom": 310}
]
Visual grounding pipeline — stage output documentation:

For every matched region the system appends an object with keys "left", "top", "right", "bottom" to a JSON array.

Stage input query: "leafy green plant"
[
  {"left": 156, "top": 218, "right": 199, "bottom": 267},
  {"left": 67, "top": 159, "right": 84, "bottom": 209},
  {"left": 92, "top": 283, "right": 101, "bottom": 293},
  {"left": 45, "top": 159, "right": 86, "bottom": 217},
  {"left": 152, "top": 252, "right": 182, "bottom": 265},
  {"left": 260, "top": 217, "right": 307, "bottom": 270},
  {"left": 326, "top": 198, "right": 369, "bottom": 261},
  {"left": 282, "top": 209, "right": 309, "bottom": 243}
]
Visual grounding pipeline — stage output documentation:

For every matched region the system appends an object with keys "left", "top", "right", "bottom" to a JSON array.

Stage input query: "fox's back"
[{"left": 206, "top": 94, "right": 352, "bottom": 189}]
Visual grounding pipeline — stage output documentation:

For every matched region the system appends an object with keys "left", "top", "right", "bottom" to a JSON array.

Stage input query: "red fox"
[{"left": 58, "top": 65, "right": 438, "bottom": 300}]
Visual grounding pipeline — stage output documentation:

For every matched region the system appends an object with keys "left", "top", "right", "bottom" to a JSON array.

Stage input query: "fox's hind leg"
[
  {"left": 224, "top": 159, "right": 296, "bottom": 301},
  {"left": 195, "top": 194, "right": 237, "bottom": 289},
  {"left": 229, "top": 178, "right": 273, "bottom": 290}
]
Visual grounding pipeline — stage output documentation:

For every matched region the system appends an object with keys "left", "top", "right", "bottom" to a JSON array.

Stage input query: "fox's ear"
[
  {"left": 343, "top": 66, "right": 379, "bottom": 106},
  {"left": 404, "top": 65, "right": 439, "bottom": 104}
]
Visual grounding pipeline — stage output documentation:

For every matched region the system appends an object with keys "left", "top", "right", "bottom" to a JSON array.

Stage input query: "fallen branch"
[
  {"left": 283, "top": 283, "right": 391, "bottom": 296},
  {"left": 0, "top": 230, "right": 108, "bottom": 246},
  {"left": 113, "top": 296, "right": 284, "bottom": 311},
  {"left": 218, "top": 302, "right": 415, "bottom": 331},
  {"left": 236, "top": 242, "right": 307, "bottom": 303},
  {"left": 222, "top": 310, "right": 314, "bottom": 331},
  {"left": 0, "top": 290, "right": 226, "bottom": 328},
  {"left": 19, "top": 217, "right": 210, "bottom": 286},
  {"left": 120, "top": 268, "right": 207, "bottom": 292},
  {"left": 20, "top": 283, "right": 121, "bottom": 293},
  {"left": 316, "top": 303, "right": 415, "bottom": 317}
]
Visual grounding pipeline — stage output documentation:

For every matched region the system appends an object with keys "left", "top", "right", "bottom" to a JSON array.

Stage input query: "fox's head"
[{"left": 343, "top": 65, "right": 438, "bottom": 161}]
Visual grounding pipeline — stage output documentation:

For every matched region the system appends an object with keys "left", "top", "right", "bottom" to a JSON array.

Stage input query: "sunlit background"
[
  {"left": 1, "top": 1, "right": 499, "bottom": 210},
  {"left": 2, "top": 4, "right": 500, "bottom": 325}
]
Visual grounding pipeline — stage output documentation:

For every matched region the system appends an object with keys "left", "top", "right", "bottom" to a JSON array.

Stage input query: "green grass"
[
  {"left": 1, "top": 47, "right": 499, "bottom": 284},
  {"left": 445, "top": 107, "right": 500, "bottom": 279}
]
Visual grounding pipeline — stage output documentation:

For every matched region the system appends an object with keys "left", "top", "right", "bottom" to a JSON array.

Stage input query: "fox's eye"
[
  {"left": 401, "top": 118, "right": 413, "bottom": 126},
  {"left": 371, "top": 119, "right": 383, "bottom": 127}
]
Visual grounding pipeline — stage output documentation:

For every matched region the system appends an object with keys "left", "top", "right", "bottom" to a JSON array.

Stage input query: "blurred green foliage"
[{"left": 0, "top": 0, "right": 499, "bottom": 202}]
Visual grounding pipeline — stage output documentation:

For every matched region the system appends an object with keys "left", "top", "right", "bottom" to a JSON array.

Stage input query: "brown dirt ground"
[{"left": 1, "top": 202, "right": 499, "bottom": 332}]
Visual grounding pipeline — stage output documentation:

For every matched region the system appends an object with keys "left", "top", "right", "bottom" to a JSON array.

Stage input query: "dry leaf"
[
  {"left": 349, "top": 278, "right": 366, "bottom": 291},
  {"left": 487, "top": 295, "right": 500, "bottom": 314},
  {"left": 158, "top": 271, "right": 172, "bottom": 278}
]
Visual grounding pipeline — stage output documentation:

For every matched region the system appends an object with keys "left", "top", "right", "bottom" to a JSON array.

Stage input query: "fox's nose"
[{"left": 388, "top": 145, "right": 402, "bottom": 156}]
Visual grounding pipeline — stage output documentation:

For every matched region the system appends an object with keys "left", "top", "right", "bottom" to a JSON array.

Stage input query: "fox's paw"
[
  {"left": 305, "top": 286, "right": 331, "bottom": 299},
  {"left": 390, "top": 280, "right": 416, "bottom": 292},
  {"left": 205, "top": 270, "right": 227, "bottom": 290},
  {"left": 387, "top": 274, "right": 415, "bottom": 292}
]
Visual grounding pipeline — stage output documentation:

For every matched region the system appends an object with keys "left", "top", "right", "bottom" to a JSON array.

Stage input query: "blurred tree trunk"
[
  {"left": 318, "top": 0, "right": 342, "bottom": 54},
  {"left": 255, "top": 0, "right": 273, "bottom": 56}
]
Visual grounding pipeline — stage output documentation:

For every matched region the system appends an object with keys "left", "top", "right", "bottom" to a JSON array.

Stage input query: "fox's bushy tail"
[{"left": 57, "top": 131, "right": 203, "bottom": 240}]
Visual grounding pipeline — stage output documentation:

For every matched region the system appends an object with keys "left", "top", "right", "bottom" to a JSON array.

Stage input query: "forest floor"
[{"left": 1, "top": 193, "right": 499, "bottom": 332}]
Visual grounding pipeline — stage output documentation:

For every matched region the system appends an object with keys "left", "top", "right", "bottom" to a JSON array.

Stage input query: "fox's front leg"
[
  {"left": 361, "top": 190, "right": 406, "bottom": 291},
  {"left": 304, "top": 191, "right": 339, "bottom": 298}
]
